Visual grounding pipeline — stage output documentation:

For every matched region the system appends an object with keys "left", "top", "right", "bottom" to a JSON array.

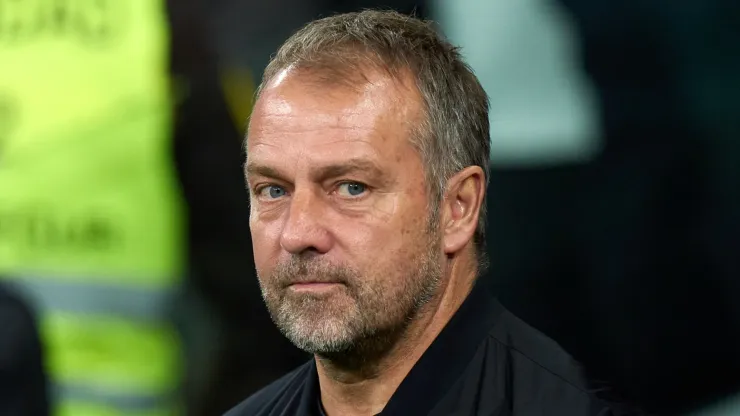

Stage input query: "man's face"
[{"left": 246, "top": 69, "right": 443, "bottom": 358}]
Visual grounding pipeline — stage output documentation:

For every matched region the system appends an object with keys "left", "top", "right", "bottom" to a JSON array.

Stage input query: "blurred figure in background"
[
  {"left": 0, "top": 282, "right": 49, "bottom": 416},
  {"left": 0, "top": 1, "right": 185, "bottom": 415}
]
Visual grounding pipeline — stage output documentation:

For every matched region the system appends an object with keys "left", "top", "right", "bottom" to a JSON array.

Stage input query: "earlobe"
[{"left": 441, "top": 166, "right": 485, "bottom": 255}]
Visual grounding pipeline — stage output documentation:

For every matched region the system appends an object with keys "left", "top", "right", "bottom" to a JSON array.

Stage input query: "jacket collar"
[
  {"left": 382, "top": 277, "right": 503, "bottom": 414},
  {"left": 300, "top": 277, "right": 503, "bottom": 415}
]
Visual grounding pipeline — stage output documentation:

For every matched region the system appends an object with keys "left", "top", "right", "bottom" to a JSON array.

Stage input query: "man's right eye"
[{"left": 258, "top": 185, "right": 288, "bottom": 199}]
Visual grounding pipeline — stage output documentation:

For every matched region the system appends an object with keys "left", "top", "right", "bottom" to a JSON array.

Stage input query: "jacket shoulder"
[
  {"left": 224, "top": 361, "right": 313, "bottom": 416},
  {"left": 490, "top": 305, "right": 591, "bottom": 390},
  {"left": 489, "top": 305, "right": 644, "bottom": 414}
]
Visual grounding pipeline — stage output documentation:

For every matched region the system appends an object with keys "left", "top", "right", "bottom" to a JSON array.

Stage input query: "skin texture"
[{"left": 245, "top": 66, "right": 485, "bottom": 416}]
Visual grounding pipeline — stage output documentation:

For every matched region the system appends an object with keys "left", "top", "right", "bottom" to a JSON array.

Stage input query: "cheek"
[
  {"left": 334, "top": 199, "right": 427, "bottom": 264},
  {"left": 250, "top": 219, "right": 283, "bottom": 272}
]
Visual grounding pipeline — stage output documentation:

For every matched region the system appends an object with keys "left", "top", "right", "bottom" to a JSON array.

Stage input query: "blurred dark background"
[{"left": 0, "top": 0, "right": 738, "bottom": 415}]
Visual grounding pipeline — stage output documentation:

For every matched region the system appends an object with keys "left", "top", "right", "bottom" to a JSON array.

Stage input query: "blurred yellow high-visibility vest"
[{"left": 0, "top": 1, "right": 184, "bottom": 415}]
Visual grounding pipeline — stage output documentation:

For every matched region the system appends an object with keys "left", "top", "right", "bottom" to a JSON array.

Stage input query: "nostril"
[
  {"left": 279, "top": 239, "right": 326, "bottom": 256},
  {"left": 296, "top": 248, "right": 323, "bottom": 259}
]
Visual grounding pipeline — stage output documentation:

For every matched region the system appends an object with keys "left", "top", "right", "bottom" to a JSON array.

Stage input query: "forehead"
[{"left": 246, "top": 68, "right": 423, "bottom": 167}]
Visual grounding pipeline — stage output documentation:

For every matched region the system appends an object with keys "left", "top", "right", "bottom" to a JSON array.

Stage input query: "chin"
[{"left": 283, "top": 322, "right": 357, "bottom": 355}]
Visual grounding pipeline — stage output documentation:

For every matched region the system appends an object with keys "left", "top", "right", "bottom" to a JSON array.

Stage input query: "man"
[{"left": 228, "top": 10, "right": 635, "bottom": 416}]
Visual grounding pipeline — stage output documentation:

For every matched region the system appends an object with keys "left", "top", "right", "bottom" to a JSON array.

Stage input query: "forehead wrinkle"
[
  {"left": 247, "top": 131, "right": 384, "bottom": 155},
  {"left": 246, "top": 138, "right": 388, "bottom": 172},
  {"left": 249, "top": 108, "right": 381, "bottom": 142}
]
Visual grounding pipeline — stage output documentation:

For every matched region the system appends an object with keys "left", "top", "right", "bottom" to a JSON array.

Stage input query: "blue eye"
[
  {"left": 259, "top": 185, "right": 287, "bottom": 199},
  {"left": 337, "top": 182, "right": 366, "bottom": 197}
]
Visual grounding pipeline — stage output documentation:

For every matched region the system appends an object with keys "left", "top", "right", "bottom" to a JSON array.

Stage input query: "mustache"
[{"left": 271, "top": 257, "right": 356, "bottom": 287}]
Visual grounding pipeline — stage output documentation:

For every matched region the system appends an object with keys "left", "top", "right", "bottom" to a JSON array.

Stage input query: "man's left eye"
[{"left": 337, "top": 182, "right": 367, "bottom": 197}]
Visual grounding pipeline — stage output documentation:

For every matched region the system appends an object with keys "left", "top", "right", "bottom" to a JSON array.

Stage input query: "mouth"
[{"left": 287, "top": 281, "right": 344, "bottom": 292}]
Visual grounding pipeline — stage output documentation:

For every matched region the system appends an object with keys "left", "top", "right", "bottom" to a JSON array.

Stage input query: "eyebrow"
[
  {"left": 313, "top": 158, "right": 385, "bottom": 182},
  {"left": 245, "top": 158, "right": 386, "bottom": 183},
  {"left": 245, "top": 163, "right": 283, "bottom": 180}
]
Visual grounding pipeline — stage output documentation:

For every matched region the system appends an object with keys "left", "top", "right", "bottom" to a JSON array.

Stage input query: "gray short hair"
[{"left": 254, "top": 10, "right": 491, "bottom": 261}]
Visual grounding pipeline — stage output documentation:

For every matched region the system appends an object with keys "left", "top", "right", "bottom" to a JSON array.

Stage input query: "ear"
[{"left": 440, "top": 166, "right": 486, "bottom": 256}]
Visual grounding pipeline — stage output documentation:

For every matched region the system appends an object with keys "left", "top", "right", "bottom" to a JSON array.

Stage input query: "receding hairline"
[
  {"left": 257, "top": 46, "right": 420, "bottom": 102},
  {"left": 252, "top": 57, "right": 427, "bottom": 136}
]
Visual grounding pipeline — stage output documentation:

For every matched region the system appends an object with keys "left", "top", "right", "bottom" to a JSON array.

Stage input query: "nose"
[{"left": 279, "top": 189, "right": 333, "bottom": 255}]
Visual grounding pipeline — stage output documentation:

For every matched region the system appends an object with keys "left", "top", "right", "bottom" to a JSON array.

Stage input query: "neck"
[{"left": 316, "top": 260, "right": 477, "bottom": 416}]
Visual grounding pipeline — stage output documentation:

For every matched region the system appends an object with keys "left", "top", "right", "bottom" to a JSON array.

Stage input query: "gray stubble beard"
[{"left": 258, "top": 233, "right": 443, "bottom": 369}]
